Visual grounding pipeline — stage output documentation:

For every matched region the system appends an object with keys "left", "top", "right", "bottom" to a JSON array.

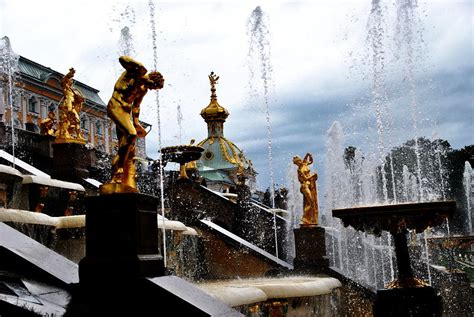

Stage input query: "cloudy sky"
[{"left": 1, "top": 0, "right": 472, "bottom": 191}]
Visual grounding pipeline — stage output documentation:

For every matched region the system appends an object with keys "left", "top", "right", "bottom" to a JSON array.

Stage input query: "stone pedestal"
[
  {"left": 293, "top": 226, "right": 329, "bottom": 273},
  {"left": 373, "top": 286, "right": 442, "bottom": 317},
  {"left": 52, "top": 142, "right": 90, "bottom": 182},
  {"left": 79, "top": 193, "right": 164, "bottom": 288}
]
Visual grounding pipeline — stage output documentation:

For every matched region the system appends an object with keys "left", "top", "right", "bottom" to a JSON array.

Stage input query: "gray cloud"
[{"left": 1, "top": 0, "right": 472, "bottom": 192}]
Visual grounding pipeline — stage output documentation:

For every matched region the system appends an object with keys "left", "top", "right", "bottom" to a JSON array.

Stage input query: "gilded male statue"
[
  {"left": 56, "top": 67, "right": 85, "bottom": 141},
  {"left": 293, "top": 153, "right": 319, "bottom": 226},
  {"left": 101, "top": 56, "right": 164, "bottom": 194}
]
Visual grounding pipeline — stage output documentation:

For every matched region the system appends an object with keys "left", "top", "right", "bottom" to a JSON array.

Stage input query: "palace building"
[{"left": 0, "top": 55, "right": 148, "bottom": 158}]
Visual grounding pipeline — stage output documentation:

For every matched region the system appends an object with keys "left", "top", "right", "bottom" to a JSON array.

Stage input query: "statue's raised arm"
[
  {"left": 61, "top": 68, "right": 75, "bottom": 88},
  {"left": 119, "top": 56, "right": 147, "bottom": 76}
]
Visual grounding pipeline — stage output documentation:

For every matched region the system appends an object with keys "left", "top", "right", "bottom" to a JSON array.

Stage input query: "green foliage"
[{"left": 263, "top": 185, "right": 288, "bottom": 209}]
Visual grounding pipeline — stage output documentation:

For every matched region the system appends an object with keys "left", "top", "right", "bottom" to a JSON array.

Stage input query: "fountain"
[
  {"left": 247, "top": 5, "right": 279, "bottom": 259},
  {"left": 0, "top": 51, "right": 345, "bottom": 314},
  {"left": 0, "top": 1, "right": 472, "bottom": 316},
  {"left": 0, "top": 36, "right": 20, "bottom": 168},
  {"left": 161, "top": 141, "right": 204, "bottom": 180},
  {"left": 333, "top": 200, "right": 456, "bottom": 316},
  {"left": 463, "top": 161, "right": 473, "bottom": 233},
  {"left": 71, "top": 56, "right": 244, "bottom": 316}
]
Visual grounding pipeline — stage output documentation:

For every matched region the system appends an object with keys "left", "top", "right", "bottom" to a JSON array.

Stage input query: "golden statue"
[
  {"left": 184, "top": 139, "right": 198, "bottom": 176},
  {"left": 55, "top": 67, "right": 86, "bottom": 143},
  {"left": 293, "top": 153, "right": 319, "bottom": 226},
  {"left": 68, "top": 91, "right": 85, "bottom": 140},
  {"left": 100, "top": 56, "right": 164, "bottom": 195},
  {"left": 39, "top": 111, "right": 56, "bottom": 136},
  {"left": 209, "top": 72, "right": 219, "bottom": 88}
]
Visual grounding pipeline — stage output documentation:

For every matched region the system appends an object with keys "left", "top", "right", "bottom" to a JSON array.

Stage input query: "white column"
[
  {"left": 40, "top": 99, "right": 47, "bottom": 118},
  {"left": 0, "top": 86, "right": 4, "bottom": 121},
  {"left": 90, "top": 117, "right": 95, "bottom": 145},
  {"left": 104, "top": 121, "right": 110, "bottom": 153},
  {"left": 20, "top": 94, "right": 26, "bottom": 129}
]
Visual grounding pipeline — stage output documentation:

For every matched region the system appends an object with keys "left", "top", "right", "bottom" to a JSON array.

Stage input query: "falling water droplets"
[
  {"left": 110, "top": 3, "right": 137, "bottom": 57},
  {"left": 247, "top": 6, "right": 279, "bottom": 258},
  {"left": 148, "top": 0, "right": 167, "bottom": 267},
  {"left": 0, "top": 36, "right": 20, "bottom": 168},
  {"left": 463, "top": 162, "right": 473, "bottom": 234},
  {"left": 119, "top": 26, "right": 135, "bottom": 57}
]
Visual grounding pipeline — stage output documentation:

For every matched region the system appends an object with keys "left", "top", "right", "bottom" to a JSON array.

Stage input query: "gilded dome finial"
[
  {"left": 208, "top": 71, "right": 219, "bottom": 101},
  {"left": 200, "top": 71, "right": 229, "bottom": 122}
]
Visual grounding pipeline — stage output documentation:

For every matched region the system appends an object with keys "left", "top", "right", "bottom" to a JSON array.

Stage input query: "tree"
[
  {"left": 263, "top": 185, "right": 288, "bottom": 209},
  {"left": 379, "top": 137, "right": 452, "bottom": 202},
  {"left": 446, "top": 145, "right": 474, "bottom": 233}
]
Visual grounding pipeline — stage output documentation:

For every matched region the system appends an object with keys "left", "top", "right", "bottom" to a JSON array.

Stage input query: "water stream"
[
  {"left": 0, "top": 36, "right": 19, "bottom": 168},
  {"left": 247, "top": 6, "right": 278, "bottom": 258},
  {"left": 464, "top": 162, "right": 473, "bottom": 234},
  {"left": 176, "top": 103, "right": 183, "bottom": 144},
  {"left": 395, "top": 0, "right": 424, "bottom": 201},
  {"left": 318, "top": 0, "right": 447, "bottom": 288},
  {"left": 148, "top": 0, "right": 167, "bottom": 267}
]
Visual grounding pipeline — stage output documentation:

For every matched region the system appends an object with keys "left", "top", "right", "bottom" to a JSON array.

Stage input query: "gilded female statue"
[{"left": 293, "top": 153, "right": 319, "bottom": 226}]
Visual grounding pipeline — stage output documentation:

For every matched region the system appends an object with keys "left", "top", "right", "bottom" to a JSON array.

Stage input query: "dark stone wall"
[
  {"left": 0, "top": 122, "right": 54, "bottom": 174},
  {"left": 196, "top": 227, "right": 275, "bottom": 279},
  {"left": 329, "top": 269, "right": 376, "bottom": 317},
  {"left": 431, "top": 266, "right": 474, "bottom": 316},
  {"left": 0, "top": 123, "right": 113, "bottom": 191},
  {"left": 169, "top": 180, "right": 290, "bottom": 259},
  {"left": 234, "top": 198, "right": 289, "bottom": 260},
  {"left": 169, "top": 180, "right": 236, "bottom": 230}
]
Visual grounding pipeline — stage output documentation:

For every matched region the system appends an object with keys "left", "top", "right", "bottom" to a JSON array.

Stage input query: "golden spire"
[
  {"left": 200, "top": 71, "right": 229, "bottom": 122},
  {"left": 209, "top": 72, "right": 219, "bottom": 101}
]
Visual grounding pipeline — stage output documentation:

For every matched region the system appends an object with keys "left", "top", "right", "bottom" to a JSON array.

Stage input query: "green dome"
[{"left": 197, "top": 136, "right": 251, "bottom": 171}]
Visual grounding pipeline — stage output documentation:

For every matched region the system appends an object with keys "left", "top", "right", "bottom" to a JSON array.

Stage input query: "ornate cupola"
[
  {"left": 196, "top": 72, "right": 257, "bottom": 193},
  {"left": 200, "top": 72, "right": 229, "bottom": 138}
]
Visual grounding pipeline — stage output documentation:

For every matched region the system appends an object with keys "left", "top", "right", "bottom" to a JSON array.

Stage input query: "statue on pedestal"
[
  {"left": 100, "top": 56, "right": 164, "bottom": 194},
  {"left": 55, "top": 67, "right": 86, "bottom": 143},
  {"left": 293, "top": 153, "right": 319, "bottom": 226}
]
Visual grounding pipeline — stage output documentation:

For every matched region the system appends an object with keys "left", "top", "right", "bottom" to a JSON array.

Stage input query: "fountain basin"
[
  {"left": 332, "top": 201, "right": 456, "bottom": 286},
  {"left": 161, "top": 145, "right": 204, "bottom": 179},
  {"left": 333, "top": 201, "right": 457, "bottom": 316},
  {"left": 332, "top": 200, "right": 456, "bottom": 235},
  {"left": 197, "top": 276, "right": 342, "bottom": 316},
  {"left": 161, "top": 145, "right": 204, "bottom": 164}
]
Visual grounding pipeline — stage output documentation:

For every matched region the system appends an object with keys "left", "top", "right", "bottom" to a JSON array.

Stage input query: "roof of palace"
[
  {"left": 200, "top": 95, "right": 229, "bottom": 122},
  {"left": 200, "top": 72, "right": 229, "bottom": 123},
  {"left": 196, "top": 73, "right": 255, "bottom": 181},
  {"left": 18, "top": 56, "right": 106, "bottom": 108},
  {"left": 197, "top": 136, "right": 253, "bottom": 172},
  {"left": 199, "top": 168, "right": 234, "bottom": 185}
]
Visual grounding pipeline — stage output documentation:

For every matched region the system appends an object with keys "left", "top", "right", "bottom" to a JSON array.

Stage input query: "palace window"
[
  {"left": 95, "top": 120, "right": 103, "bottom": 135},
  {"left": 28, "top": 96, "right": 39, "bottom": 113},
  {"left": 81, "top": 116, "right": 89, "bottom": 131}
]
